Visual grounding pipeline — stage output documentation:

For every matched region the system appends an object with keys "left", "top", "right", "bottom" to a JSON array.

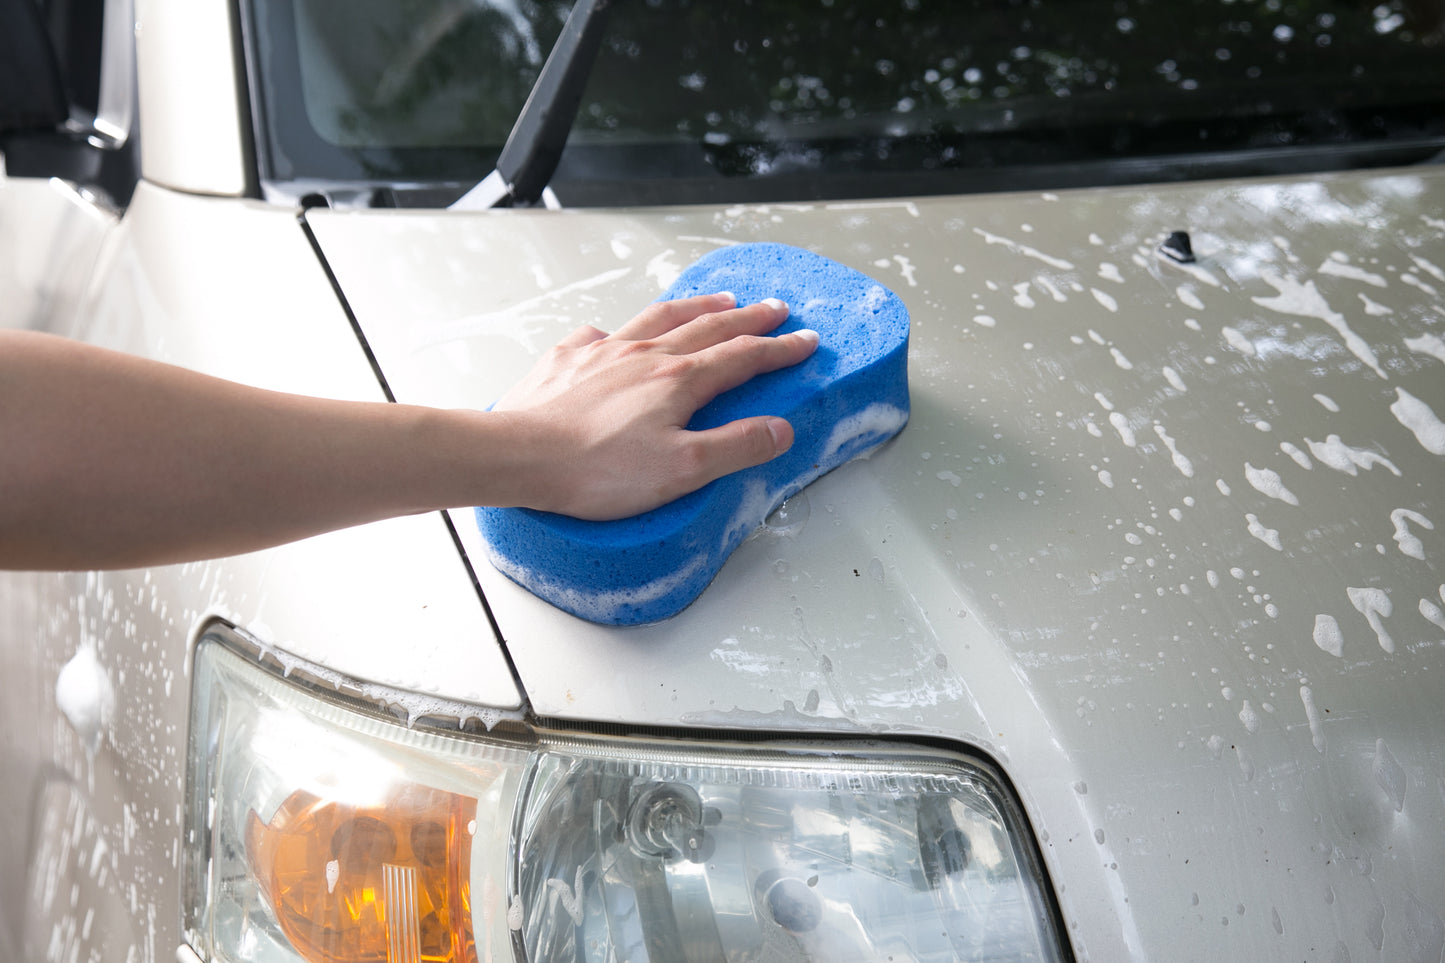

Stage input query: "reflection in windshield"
[{"left": 248, "top": 0, "right": 1445, "bottom": 201}]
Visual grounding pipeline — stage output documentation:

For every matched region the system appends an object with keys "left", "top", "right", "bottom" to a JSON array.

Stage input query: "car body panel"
[{"left": 309, "top": 168, "right": 1445, "bottom": 961}]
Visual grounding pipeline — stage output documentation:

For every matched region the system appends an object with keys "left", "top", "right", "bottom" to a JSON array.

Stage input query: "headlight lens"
[{"left": 184, "top": 630, "right": 1065, "bottom": 962}]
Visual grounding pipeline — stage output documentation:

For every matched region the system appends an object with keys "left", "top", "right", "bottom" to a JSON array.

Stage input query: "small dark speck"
[{"left": 853, "top": 569, "right": 860, "bottom": 576}]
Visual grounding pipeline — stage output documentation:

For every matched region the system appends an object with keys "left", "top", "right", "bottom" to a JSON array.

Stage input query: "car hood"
[{"left": 307, "top": 167, "right": 1445, "bottom": 960}]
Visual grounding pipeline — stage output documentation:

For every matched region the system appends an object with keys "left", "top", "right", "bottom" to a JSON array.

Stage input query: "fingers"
[
  {"left": 663, "top": 298, "right": 792, "bottom": 355},
  {"left": 556, "top": 324, "right": 608, "bottom": 349},
  {"left": 612, "top": 292, "right": 738, "bottom": 341},
  {"left": 683, "top": 328, "right": 820, "bottom": 406},
  {"left": 681, "top": 416, "right": 795, "bottom": 491}
]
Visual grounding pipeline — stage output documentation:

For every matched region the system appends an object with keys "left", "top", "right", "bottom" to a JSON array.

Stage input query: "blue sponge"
[{"left": 477, "top": 242, "right": 910, "bottom": 625}]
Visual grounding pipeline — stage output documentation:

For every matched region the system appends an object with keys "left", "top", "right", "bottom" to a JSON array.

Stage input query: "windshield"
[{"left": 244, "top": 0, "right": 1445, "bottom": 206}]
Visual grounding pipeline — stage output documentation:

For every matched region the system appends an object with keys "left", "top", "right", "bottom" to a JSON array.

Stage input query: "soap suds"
[
  {"left": 1109, "top": 412, "right": 1136, "bottom": 447},
  {"left": 1304, "top": 435, "right": 1400, "bottom": 477},
  {"left": 1245, "top": 514, "right": 1283, "bottom": 551},
  {"left": 1347, "top": 586, "right": 1394, "bottom": 653},
  {"left": 972, "top": 227, "right": 1074, "bottom": 269},
  {"left": 1313, "top": 614, "right": 1343, "bottom": 657},
  {"left": 1405, "top": 333, "right": 1445, "bottom": 364},
  {"left": 820, "top": 403, "right": 909, "bottom": 465},
  {"left": 1092, "top": 288, "right": 1119, "bottom": 312},
  {"left": 1300, "top": 686, "right": 1325, "bottom": 753},
  {"left": 1222, "top": 327, "right": 1256, "bottom": 357},
  {"left": 1244, "top": 463, "right": 1299, "bottom": 506},
  {"left": 1389, "top": 387, "right": 1445, "bottom": 454},
  {"left": 1252, "top": 270, "right": 1387, "bottom": 379},
  {"left": 1154, "top": 425, "right": 1194, "bottom": 477},
  {"left": 1421, "top": 595, "right": 1445, "bottom": 631},
  {"left": 1318, "top": 255, "right": 1386, "bottom": 287},
  {"left": 56, "top": 646, "right": 114, "bottom": 754},
  {"left": 1177, "top": 286, "right": 1205, "bottom": 310},
  {"left": 1313, "top": 393, "right": 1340, "bottom": 412},
  {"left": 1162, "top": 366, "right": 1187, "bottom": 392},
  {"left": 1280, "top": 442, "right": 1313, "bottom": 470},
  {"left": 1390, "top": 509, "right": 1433, "bottom": 560}
]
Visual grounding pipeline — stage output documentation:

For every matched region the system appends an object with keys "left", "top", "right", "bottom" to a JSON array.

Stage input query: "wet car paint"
[{"left": 307, "top": 168, "right": 1445, "bottom": 961}]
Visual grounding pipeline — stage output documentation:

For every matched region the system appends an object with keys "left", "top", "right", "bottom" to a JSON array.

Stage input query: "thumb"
[{"left": 685, "top": 416, "right": 794, "bottom": 487}]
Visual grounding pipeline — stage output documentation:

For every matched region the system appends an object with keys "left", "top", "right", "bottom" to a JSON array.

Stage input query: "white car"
[{"left": 3, "top": 1, "right": 1443, "bottom": 961}]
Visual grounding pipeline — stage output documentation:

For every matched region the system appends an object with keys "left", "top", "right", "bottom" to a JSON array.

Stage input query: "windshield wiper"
[{"left": 450, "top": 0, "right": 613, "bottom": 210}]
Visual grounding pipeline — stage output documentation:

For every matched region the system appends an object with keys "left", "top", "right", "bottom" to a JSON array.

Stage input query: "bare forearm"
[
  {"left": 0, "top": 295, "right": 813, "bottom": 570},
  {"left": 0, "top": 331, "right": 496, "bottom": 568}
]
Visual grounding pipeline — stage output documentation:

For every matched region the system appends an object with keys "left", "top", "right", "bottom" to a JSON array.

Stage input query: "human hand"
[{"left": 491, "top": 292, "right": 818, "bottom": 520}]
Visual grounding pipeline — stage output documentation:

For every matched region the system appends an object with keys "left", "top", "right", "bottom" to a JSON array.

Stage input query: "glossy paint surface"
[{"left": 312, "top": 170, "right": 1445, "bottom": 961}]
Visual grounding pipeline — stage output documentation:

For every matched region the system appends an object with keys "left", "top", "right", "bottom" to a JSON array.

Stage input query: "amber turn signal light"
[{"left": 246, "top": 784, "right": 479, "bottom": 963}]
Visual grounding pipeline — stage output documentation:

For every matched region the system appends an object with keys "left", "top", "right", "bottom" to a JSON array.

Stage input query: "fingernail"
[
  {"left": 795, "top": 328, "right": 820, "bottom": 345},
  {"left": 767, "top": 417, "right": 791, "bottom": 453},
  {"left": 763, "top": 298, "right": 788, "bottom": 312},
  {"left": 716, "top": 291, "right": 737, "bottom": 306}
]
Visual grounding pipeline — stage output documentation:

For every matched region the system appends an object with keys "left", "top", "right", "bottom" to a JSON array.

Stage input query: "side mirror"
[
  {"left": 0, "top": 0, "right": 70, "bottom": 134},
  {"left": 0, "top": 0, "right": 138, "bottom": 207}
]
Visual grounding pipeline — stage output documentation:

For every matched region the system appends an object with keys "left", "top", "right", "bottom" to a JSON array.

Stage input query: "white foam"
[
  {"left": 1390, "top": 387, "right": 1445, "bottom": 454},
  {"left": 820, "top": 403, "right": 909, "bottom": 465},
  {"left": 1421, "top": 597, "right": 1445, "bottom": 631},
  {"left": 1244, "top": 463, "right": 1299, "bottom": 505},
  {"left": 1177, "top": 286, "right": 1205, "bottom": 310},
  {"left": 1313, "top": 393, "right": 1340, "bottom": 412},
  {"left": 1318, "top": 256, "right": 1386, "bottom": 287},
  {"left": 1162, "top": 366, "right": 1187, "bottom": 392},
  {"left": 1390, "top": 508, "right": 1433, "bottom": 560},
  {"left": 1300, "top": 685, "right": 1325, "bottom": 753},
  {"left": 1405, "top": 333, "right": 1445, "bottom": 364},
  {"left": 1252, "top": 270, "right": 1386, "bottom": 379},
  {"left": 1098, "top": 263, "right": 1124, "bottom": 283},
  {"left": 1239, "top": 700, "right": 1261, "bottom": 734},
  {"left": 1222, "top": 326, "right": 1256, "bottom": 356},
  {"left": 1412, "top": 254, "right": 1445, "bottom": 283},
  {"left": 56, "top": 646, "right": 113, "bottom": 755},
  {"left": 1092, "top": 288, "right": 1119, "bottom": 312},
  {"left": 1153, "top": 425, "right": 1194, "bottom": 477},
  {"left": 972, "top": 227, "right": 1074, "bottom": 269},
  {"left": 1304, "top": 435, "right": 1400, "bottom": 477},
  {"left": 1012, "top": 282, "right": 1035, "bottom": 308},
  {"left": 1280, "top": 442, "right": 1313, "bottom": 470},
  {"left": 1245, "top": 513, "right": 1283, "bottom": 551},
  {"left": 1347, "top": 586, "right": 1394, "bottom": 653},
  {"left": 1359, "top": 293, "right": 1394, "bottom": 316},
  {"left": 1107, "top": 411, "right": 1135, "bottom": 447},
  {"left": 490, "top": 543, "right": 711, "bottom": 626},
  {"left": 1110, "top": 347, "right": 1133, "bottom": 370},
  {"left": 1313, "top": 613, "right": 1343, "bottom": 657}
]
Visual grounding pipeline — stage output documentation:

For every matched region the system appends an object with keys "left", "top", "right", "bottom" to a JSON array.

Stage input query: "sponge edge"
[{"left": 477, "top": 242, "right": 910, "bottom": 625}]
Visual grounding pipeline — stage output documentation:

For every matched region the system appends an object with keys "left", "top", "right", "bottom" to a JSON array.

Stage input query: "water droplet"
[{"left": 765, "top": 493, "right": 811, "bottom": 536}]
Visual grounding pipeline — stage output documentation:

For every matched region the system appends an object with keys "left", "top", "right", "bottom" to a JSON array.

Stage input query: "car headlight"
[{"left": 183, "top": 628, "right": 1067, "bottom": 962}]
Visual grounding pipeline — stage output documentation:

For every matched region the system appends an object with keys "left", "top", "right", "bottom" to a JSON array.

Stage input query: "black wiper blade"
[{"left": 450, "top": 0, "right": 613, "bottom": 210}]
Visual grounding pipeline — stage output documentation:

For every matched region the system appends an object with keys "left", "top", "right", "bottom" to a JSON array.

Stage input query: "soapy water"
[
  {"left": 1390, "top": 387, "right": 1445, "bottom": 455},
  {"left": 1252, "top": 270, "right": 1387, "bottom": 379},
  {"left": 55, "top": 645, "right": 114, "bottom": 755},
  {"left": 1347, "top": 586, "right": 1394, "bottom": 654},
  {"left": 1389, "top": 508, "right": 1433, "bottom": 560},
  {"left": 1313, "top": 614, "right": 1344, "bottom": 657},
  {"left": 1244, "top": 463, "right": 1299, "bottom": 506}
]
